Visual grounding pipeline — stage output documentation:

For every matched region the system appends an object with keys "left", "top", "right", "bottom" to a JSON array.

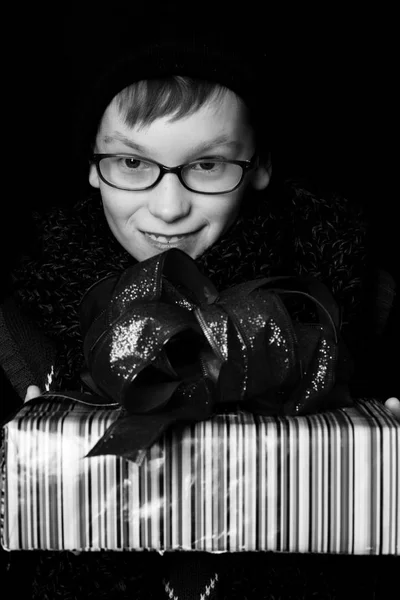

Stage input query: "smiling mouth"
[{"left": 143, "top": 231, "right": 199, "bottom": 244}]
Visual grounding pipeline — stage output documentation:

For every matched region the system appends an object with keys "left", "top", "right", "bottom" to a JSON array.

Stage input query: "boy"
[{"left": 3, "top": 24, "right": 399, "bottom": 600}]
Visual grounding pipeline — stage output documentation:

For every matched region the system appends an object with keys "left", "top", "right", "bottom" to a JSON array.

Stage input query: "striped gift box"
[{"left": 1, "top": 398, "right": 399, "bottom": 554}]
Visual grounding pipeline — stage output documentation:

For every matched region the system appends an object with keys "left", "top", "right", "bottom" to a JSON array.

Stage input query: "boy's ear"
[
  {"left": 89, "top": 163, "right": 100, "bottom": 188},
  {"left": 250, "top": 152, "right": 272, "bottom": 191}
]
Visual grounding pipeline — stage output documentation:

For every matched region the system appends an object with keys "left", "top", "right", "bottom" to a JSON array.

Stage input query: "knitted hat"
[{"left": 75, "top": 25, "right": 273, "bottom": 163}]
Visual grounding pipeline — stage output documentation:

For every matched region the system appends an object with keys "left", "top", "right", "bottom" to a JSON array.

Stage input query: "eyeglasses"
[{"left": 91, "top": 153, "right": 258, "bottom": 194}]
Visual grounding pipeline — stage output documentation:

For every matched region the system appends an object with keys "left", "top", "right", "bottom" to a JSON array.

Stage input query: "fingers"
[
  {"left": 24, "top": 385, "right": 42, "bottom": 403},
  {"left": 384, "top": 397, "right": 400, "bottom": 421}
]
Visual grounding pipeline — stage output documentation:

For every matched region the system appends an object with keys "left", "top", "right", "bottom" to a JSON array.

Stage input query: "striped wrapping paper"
[{"left": 1, "top": 398, "right": 399, "bottom": 554}]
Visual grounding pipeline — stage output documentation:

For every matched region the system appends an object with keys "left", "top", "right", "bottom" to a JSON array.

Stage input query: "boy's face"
[{"left": 89, "top": 90, "right": 271, "bottom": 261}]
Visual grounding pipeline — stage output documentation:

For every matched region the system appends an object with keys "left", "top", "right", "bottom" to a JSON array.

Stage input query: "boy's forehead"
[
  {"left": 97, "top": 93, "right": 254, "bottom": 158},
  {"left": 100, "top": 90, "right": 251, "bottom": 136}
]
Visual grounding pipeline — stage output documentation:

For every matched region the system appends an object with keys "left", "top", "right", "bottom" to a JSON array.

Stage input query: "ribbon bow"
[{"left": 58, "top": 248, "right": 352, "bottom": 463}]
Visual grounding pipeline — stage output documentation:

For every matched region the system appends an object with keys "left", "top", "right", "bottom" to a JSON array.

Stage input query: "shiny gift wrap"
[{"left": 2, "top": 398, "right": 399, "bottom": 554}]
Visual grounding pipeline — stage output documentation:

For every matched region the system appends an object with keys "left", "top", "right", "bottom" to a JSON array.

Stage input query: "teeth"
[{"left": 146, "top": 233, "right": 186, "bottom": 243}]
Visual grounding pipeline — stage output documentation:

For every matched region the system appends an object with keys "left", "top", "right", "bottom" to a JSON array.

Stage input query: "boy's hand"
[
  {"left": 385, "top": 397, "right": 400, "bottom": 422},
  {"left": 24, "top": 385, "right": 42, "bottom": 403}
]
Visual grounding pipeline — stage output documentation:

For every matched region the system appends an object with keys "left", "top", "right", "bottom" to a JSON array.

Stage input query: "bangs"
[{"left": 114, "top": 76, "right": 232, "bottom": 129}]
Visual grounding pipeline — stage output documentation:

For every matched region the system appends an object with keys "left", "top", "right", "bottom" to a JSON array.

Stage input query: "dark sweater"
[{"left": 0, "top": 177, "right": 397, "bottom": 412}]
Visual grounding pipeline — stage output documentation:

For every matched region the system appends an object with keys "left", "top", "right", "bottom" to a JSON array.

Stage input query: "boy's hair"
[
  {"left": 76, "top": 32, "right": 271, "bottom": 171},
  {"left": 113, "top": 76, "right": 236, "bottom": 130}
]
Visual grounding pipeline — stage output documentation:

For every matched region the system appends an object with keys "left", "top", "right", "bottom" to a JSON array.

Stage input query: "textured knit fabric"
[
  {"left": 0, "top": 297, "right": 57, "bottom": 399},
  {"left": 162, "top": 553, "right": 221, "bottom": 599},
  {"left": 1, "top": 175, "right": 396, "bottom": 406}
]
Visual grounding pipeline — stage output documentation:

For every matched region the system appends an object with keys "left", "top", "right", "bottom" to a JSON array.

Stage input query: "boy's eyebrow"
[{"left": 103, "top": 132, "right": 243, "bottom": 156}]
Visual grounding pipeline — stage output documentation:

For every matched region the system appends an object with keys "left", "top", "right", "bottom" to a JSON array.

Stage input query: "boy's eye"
[
  {"left": 120, "top": 158, "right": 151, "bottom": 170},
  {"left": 190, "top": 161, "right": 224, "bottom": 172},
  {"left": 124, "top": 158, "right": 141, "bottom": 169},
  {"left": 197, "top": 162, "right": 217, "bottom": 170}
]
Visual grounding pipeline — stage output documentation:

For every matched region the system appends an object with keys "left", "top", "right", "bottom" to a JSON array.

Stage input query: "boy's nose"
[{"left": 147, "top": 174, "right": 191, "bottom": 222}]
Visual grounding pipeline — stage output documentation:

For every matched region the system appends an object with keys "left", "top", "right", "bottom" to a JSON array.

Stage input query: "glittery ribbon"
[{"left": 48, "top": 248, "right": 352, "bottom": 463}]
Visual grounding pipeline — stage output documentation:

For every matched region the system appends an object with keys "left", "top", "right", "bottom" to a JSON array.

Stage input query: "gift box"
[{"left": 1, "top": 398, "right": 399, "bottom": 554}]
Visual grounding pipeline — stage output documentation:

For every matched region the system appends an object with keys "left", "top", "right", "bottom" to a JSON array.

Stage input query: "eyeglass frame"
[{"left": 91, "top": 153, "right": 259, "bottom": 195}]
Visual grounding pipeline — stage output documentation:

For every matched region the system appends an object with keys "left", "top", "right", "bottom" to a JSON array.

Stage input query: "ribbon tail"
[{"left": 86, "top": 412, "right": 177, "bottom": 464}]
